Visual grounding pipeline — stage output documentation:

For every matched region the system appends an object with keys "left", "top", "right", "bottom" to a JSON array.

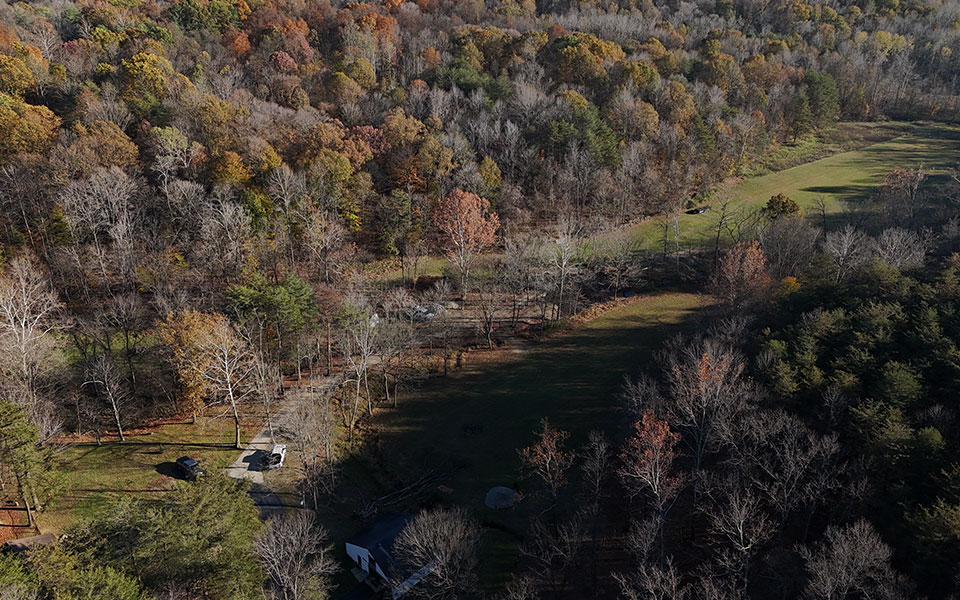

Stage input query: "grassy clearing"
[
  {"left": 739, "top": 121, "right": 911, "bottom": 177},
  {"left": 349, "top": 292, "right": 713, "bottom": 587},
  {"left": 41, "top": 416, "right": 260, "bottom": 533},
  {"left": 633, "top": 122, "right": 960, "bottom": 251}
]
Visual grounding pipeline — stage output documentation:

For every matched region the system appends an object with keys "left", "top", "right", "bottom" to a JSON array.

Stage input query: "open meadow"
[{"left": 630, "top": 122, "right": 960, "bottom": 250}]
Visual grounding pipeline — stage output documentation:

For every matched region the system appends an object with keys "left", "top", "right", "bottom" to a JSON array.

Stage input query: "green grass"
[
  {"left": 633, "top": 122, "right": 960, "bottom": 251},
  {"left": 739, "top": 121, "right": 912, "bottom": 177},
  {"left": 42, "top": 417, "right": 257, "bottom": 533},
  {"left": 355, "top": 293, "right": 713, "bottom": 588}
]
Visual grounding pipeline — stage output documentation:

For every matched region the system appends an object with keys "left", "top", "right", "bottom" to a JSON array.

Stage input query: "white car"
[{"left": 264, "top": 444, "right": 286, "bottom": 470}]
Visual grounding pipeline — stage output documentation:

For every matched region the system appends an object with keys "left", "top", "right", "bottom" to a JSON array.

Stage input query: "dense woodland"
[{"left": 1, "top": 0, "right": 960, "bottom": 598}]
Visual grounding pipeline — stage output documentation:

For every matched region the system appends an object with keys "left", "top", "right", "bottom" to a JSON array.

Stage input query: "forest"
[{"left": 1, "top": 0, "right": 960, "bottom": 598}]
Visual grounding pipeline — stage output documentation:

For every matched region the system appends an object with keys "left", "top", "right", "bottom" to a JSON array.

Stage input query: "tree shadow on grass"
[
  {"left": 367, "top": 295, "right": 717, "bottom": 505},
  {"left": 801, "top": 184, "right": 877, "bottom": 202}
]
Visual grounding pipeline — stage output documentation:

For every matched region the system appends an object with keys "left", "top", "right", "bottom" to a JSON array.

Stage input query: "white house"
[
  {"left": 345, "top": 513, "right": 434, "bottom": 599},
  {"left": 345, "top": 513, "right": 409, "bottom": 581}
]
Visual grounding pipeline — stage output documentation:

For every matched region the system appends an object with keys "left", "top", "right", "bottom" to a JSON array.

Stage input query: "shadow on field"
[
  {"left": 802, "top": 184, "right": 876, "bottom": 202},
  {"left": 363, "top": 294, "right": 717, "bottom": 512}
]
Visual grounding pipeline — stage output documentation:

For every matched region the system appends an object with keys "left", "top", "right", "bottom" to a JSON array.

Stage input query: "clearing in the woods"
[{"left": 631, "top": 122, "right": 960, "bottom": 250}]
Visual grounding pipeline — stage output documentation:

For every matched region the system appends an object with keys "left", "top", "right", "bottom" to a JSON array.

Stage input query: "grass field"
[
  {"left": 632, "top": 122, "right": 960, "bottom": 251},
  {"left": 349, "top": 292, "right": 713, "bottom": 587},
  {"left": 39, "top": 417, "right": 260, "bottom": 534}
]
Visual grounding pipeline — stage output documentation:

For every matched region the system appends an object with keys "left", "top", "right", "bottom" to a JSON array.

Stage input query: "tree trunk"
[
  {"left": 14, "top": 471, "right": 34, "bottom": 529},
  {"left": 326, "top": 322, "right": 332, "bottom": 376},
  {"left": 230, "top": 393, "right": 242, "bottom": 449},
  {"left": 112, "top": 403, "right": 125, "bottom": 442}
]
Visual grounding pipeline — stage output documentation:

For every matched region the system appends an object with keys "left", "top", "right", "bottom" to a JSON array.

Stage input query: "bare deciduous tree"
[
  {"left": 255, "top": 512, "right": 338, "bottom": 600},
  {"left": 83, "top": 354, "right": 133, "bottom": 442},
  {"left": 601, "top": 228, "right": 641, "bottom": 298},
  {"left": 722, "top": 409, "right": 840, "bottom": 528},
  {"left": 391, "top": 507, "right": 481, "bottom": 600},
  {"left": 337, "top": 298, "right": 381, "bottom": 438},
  {"left": 823, "top": 225, "right": 869, "bottom": 283},
  {"left": 615, "top": 560, "right": 687, "bottom": 600},
  {"left": 702, "top": 475, "right": 774, "bottom": 598},
  {"left": 59, "top": 166, "right": 142, "bottom": 281},
  {"left": 474, "top": 284, "right": 501, "bottom": 349},
  {"left": 198, "top": 191, "right": 252, "bottom": 283},
  {"left": 285, "top": 390, "right": 338, "bottom": 509},
  {"left": 581, "top": 430, "right": 611, "bottom": 509},
  {"left": 193, "top": 316, "right": 258, "bottom": 449},
  {"left": 304, "top": 208, "right": 346, "bottom": 283},
  {"left": 551, "top": 218, "right": 582, "bottom": 320},
  {"left": 871, "top": 227, "right": 929, "bottom": 270},
  {"left": 663, "top": 339, "right": 750, "bottom": 475},
  {"left": 759, "top": 217, "right": 820, "bottom": 281},
  {"left": 800, "top": 519, "right": 909, "bottom": 600},
  {"left": 519, "top": 514, "right": 586, "bottom": 597},
  {"left": 0, "top": 254, "right": 64, "bottom": 441}
]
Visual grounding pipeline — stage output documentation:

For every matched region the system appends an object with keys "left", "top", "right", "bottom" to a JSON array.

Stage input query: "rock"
[{"left": 484, "top": 486, "right": 518, "bottom": 509}]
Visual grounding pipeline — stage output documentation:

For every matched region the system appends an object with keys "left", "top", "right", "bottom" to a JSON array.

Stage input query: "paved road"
[
  {"left": 247, "top": 482, "right": 286, "bottom": 519},
  {"left": 226, "top": 375, "right": 340, "bottom": 518},
  {"left": 225, "top": 429, "right": 275, "bottom": 485}
]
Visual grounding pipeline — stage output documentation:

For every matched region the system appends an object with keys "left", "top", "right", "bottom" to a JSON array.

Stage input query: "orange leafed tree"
[
  {"left": 432, "top": 188, "right": 499, "bottom": 297},
  {"left": 619, "top": 410, "right": 682, "bottom": 510},
  {"left": 519, "top": 418, "right": 575, "bottom": 502},
  {"left": 711, "top": 240, "right": 771, "bottom": 308},
  {"left": 619, "top": 409, "right": 683, "bottom": 563},
  {"left": 157, "top": 310, "right": 220, "bottom": 419},
  {"left": 157, "top": 310, "right": 255, "bottom": 448}
]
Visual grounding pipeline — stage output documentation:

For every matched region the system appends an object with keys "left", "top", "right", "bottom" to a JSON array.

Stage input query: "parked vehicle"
[
  {"left": 176, "top": 456, "right": 203, "bottom": 481},
  {"left": 264, "top": 444, "right": 286, "bottom": 469}
]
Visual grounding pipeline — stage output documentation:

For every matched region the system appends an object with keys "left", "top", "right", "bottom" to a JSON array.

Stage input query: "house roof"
[{"left": 346, "top": 512, "right": 413, "bottom": 577}]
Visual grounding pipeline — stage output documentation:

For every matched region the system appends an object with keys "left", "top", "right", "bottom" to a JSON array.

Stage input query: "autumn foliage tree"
[
  {"left": 619, "top": 410, "right": 683, "bottom": 563},
  {"left": 432, "top": 188, "right": 499, "bottom": 297},
  {"left": 711, "top": 240, "right": 771, "bottom": 308},
  {"left": 157, "top": 310, "right": 219, "bottom": 420},
  {"left": 762, "top": 193, "right": 802, "bottom": 219},
  {"left": 620, "top": 410, "right": 682, "bottom": 511},
  {"left": 519, "top": 418, "right": 575, "bottom": 504}
]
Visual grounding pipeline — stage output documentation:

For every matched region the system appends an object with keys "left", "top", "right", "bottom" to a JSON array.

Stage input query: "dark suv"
[{"left": 176, "top": 456, "right": 203, "bottom": 481}]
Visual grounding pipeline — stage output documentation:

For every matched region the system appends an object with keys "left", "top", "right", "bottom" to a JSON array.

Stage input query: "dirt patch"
[{"left": 0, "top": 505, "right": 35, "bottom": 544}]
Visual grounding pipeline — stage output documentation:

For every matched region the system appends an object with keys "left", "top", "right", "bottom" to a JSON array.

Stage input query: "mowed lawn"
[
  {"left": 41, "top": 417, "right": 259, "bottom": 533},
  {"left": 632, "top": 122, "right": 960, "bottom": 250}
]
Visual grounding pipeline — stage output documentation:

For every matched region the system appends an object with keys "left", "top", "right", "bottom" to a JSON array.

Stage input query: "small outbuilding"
[
  {"left": 345, "top": 513, "right": 432, "bottom": 600},
  {"left": 346, "top": 513, "right": 412, "bottom": 582}
]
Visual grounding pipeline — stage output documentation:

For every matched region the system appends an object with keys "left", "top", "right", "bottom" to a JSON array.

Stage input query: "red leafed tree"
[
  {"left": 711, "top": 240, "right": 771, "bottom": 308},
  {"left": 619, "top": 410, "right": 683, "bottom": 564},
  {"left": 620, "top": 410, "right": 682, "bottom": 509},
  {"left": 519, "top": 418, "right": 575, "bottom": 503},
  {"left": 432, "top": 188, "right": 499, "bottom": 298}
]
